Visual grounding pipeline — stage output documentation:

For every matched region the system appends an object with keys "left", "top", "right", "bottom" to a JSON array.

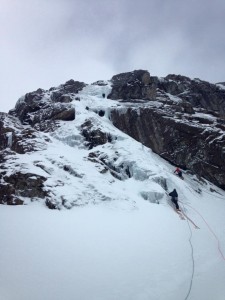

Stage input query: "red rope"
[{"left": 180, "top": 201, "right": 225, "bottom": 261}]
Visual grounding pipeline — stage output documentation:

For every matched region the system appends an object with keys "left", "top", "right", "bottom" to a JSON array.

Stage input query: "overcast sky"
[{"left": 1, "top": 0, "right": 225, "bottom": 112}]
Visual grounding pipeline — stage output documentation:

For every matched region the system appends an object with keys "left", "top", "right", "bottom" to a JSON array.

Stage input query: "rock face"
[
  {"left": 108, "top": 71, "right": 225, "bottom": 189},
  {"left": 81, "top": 119, "right": 112, "bottom": 149},
  {"left": 108, "top": 70, "right": 156, "bottom": 101},
  {"left": 0, "top": 113, "right": 49, "bottom": 205},
  {"left": 0, "top": 79, "right": 87, "bottom": 206},
  {"left": 1, "top": 69, "right": 225, "bottom": 208},
  {"left": 8, "top": 79, "right": 86, "bottom": 131},
  {"left": 110, "top": 107, "right": 225, "bottom": 189},
  {"left": 1, "top": 172, "right": 47, "bottom": 204},
  {"left": 156, "top": 75, "right": 225, "bottom": 119}
]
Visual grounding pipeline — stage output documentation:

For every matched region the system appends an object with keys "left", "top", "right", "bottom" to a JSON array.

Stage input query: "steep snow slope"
[{"left": 1, "top": 83, "right": 225, "bottom": 300}]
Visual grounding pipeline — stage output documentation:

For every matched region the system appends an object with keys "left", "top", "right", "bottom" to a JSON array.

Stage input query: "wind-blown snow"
[{"left": 1, "top": 83, "right": 225, "bottom": 300}]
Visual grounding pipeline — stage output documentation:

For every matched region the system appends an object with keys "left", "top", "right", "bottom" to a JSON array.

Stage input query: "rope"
[
  {"left": 181, "top": 210, "right": 200, "bottom": 229},
  {"left": 180, "top": 201, "right": 225, "bottom": 261},
  {"left": 167, "top": 196, "right": 195, "bottom": 300},
  {"left": 181, "top": 202, "right": 195, "bottom": 300}
]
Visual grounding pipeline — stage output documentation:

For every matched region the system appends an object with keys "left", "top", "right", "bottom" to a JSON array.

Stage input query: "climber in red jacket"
[{"left": 174, "top": 167, "right": 183, "bottom": 179}]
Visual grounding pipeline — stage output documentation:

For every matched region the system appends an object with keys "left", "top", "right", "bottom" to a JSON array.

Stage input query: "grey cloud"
[{"left": 1, "top": 0, "right": 225, "bottom": 112}]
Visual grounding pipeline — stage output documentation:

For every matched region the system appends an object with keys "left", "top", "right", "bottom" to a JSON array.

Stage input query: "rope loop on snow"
[{"left": 180, "top": 201, "right": 225, "bottom": 261}]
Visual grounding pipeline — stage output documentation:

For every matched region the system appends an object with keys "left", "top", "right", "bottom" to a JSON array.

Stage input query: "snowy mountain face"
[
  {"left": 1, "top": 70, "right": 225, "bottom": 300},
  {"left": 108, "top": 71, "right": 225, "bottom": 189},
  {"left": 0, "top": 70, "right": 225, "bottom": 207}
]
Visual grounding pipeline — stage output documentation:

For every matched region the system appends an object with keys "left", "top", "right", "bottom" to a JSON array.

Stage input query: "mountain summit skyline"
[{"left": 1, "top": 69, "right": 225, "bottom": 209}]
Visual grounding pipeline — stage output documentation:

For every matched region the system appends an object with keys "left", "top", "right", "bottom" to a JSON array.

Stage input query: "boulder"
[
  {"left": 0, "top": 172, "right": 48, "bottom": 205},
  {"left": 108, "top": 70, "right": 157, "bottom": 101},
  {"left": 81, "top": 120, "right": 112, "bottom": 149}
]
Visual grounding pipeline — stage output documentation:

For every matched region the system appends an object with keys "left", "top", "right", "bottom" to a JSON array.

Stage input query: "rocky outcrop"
[
  {"left": 9, "top": 96, "right": 75, "bottom": 130},
  {"left": 50, "top": 80, "right": 86, "bottom": 102},
  {"left": 155, "top": 75, "right": 225, "bottom": 119},
  {"left": 87, "top": 150, "right": 131, "bottom": 180},
  {"left": 0, "top": 113, "right": 48, "bottom": 154},
  {"left": 108, "top": 70, "right": 157, "bottom": 101},
  {"left": 106, "top": 70, "right": 225, "bottom": 189},
  {"left": 0, "top": 183, "right": 24, "bottom": 205},
  {"left": 55, "top": 79, "right": 86, "bottom": 94},
  {"left": 110, "top": 104, "right": 225, "bottom": 189},
  {"left": 3, "top": 172, "right": 47, "bottom": 198},
  {"left": 8, "top": 79, "right": 86, "bottom": 130},
  {"left": 0, "top": 165, "right": 48, "bottom": 205},
  {"left": 0, "top": 113, "right": 49, "bottom": 205},
  {"left": 81, "top": 119, "right": 112, "bottom": 149},
  {"left": 108, "top": 71, "right": 225, "bottom": 118},
  {"left": 0, "top": 79, "right": 86, "bottom": 206}
]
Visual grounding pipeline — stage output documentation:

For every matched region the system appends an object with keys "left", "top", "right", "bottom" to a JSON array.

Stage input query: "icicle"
[{"left": 6, "top": 132, "right": 13, "bottom": 148}]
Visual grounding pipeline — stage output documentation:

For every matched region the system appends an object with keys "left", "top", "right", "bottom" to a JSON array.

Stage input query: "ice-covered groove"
[{"left": 78, "top": 82, "right": 112, "bottom": 97}]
